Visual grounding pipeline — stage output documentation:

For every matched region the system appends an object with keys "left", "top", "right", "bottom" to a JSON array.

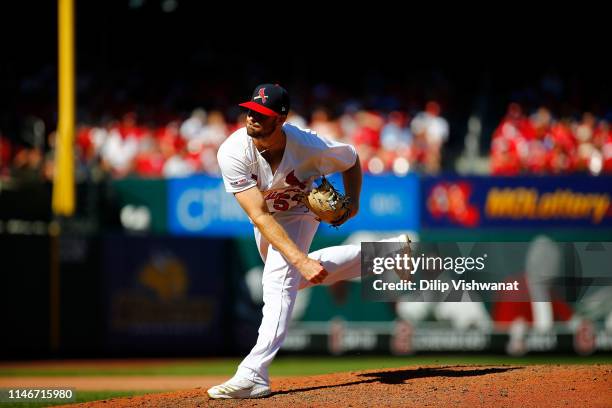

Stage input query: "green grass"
[
  {"left": 0, "top": 390, "right": 155, "bottom": 407},
  {"left": 1, "top": 355, "right": 611, "bottom": 378}
]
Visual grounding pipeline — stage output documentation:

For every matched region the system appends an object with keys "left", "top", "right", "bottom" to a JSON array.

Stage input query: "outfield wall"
[{"left": 1, "top": 175, "right": 611, "bottom": 357}]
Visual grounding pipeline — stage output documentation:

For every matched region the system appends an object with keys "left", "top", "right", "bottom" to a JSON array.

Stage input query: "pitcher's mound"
[{"left": 67, "top": 364, "right": 612, "bottom": 407}]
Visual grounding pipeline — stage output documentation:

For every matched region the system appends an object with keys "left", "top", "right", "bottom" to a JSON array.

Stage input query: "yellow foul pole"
[
  {"left": 50, "top": 0, "right": 75, "bottom": 353},
  {"left": 53, "top": 0, "right": 75, "bottom": 216}
]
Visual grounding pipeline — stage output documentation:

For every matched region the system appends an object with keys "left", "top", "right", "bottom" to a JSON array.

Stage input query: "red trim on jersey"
[{"left": 239, "top": 102, "right": 279, "bottom": 117}]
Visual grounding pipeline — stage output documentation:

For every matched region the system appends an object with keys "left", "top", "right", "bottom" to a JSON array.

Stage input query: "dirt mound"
[{"left": 64, "top": 364, "right": 612, "bottom": 407}]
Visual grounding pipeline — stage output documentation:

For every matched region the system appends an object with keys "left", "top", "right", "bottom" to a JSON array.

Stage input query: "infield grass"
[{"left": 1, "top": 355, "right": 611, "bottom": 377}]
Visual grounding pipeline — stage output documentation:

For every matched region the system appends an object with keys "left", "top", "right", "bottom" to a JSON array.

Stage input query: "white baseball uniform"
[{"left": 217, "top": 122, "right": 363, "bottom": 386}]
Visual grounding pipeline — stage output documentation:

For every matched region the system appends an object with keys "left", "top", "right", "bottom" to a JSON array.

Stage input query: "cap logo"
[{"left": 254, "top": 88, "right": 268, "bottom": 104}]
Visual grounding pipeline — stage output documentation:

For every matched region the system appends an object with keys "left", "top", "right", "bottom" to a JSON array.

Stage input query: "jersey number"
[
  {"left": 273, "top": 193, "right": 290, "bottom": 211},
  {"left": 272, "top": 193, "right": 302, "bottom": 211}
]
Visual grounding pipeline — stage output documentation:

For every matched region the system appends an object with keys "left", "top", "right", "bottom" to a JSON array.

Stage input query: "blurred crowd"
[
  {"left": 491, "top": 103, "right": 612, "bottom": 175},
  {"left": 0, "top": 101, "right": 450, "bottom": 181},
  {"left": 3, "top": 99, "right": 612, "bottom": 182},
  {"left": 2, "top": 67, "right": 612, "bottom": 181}
]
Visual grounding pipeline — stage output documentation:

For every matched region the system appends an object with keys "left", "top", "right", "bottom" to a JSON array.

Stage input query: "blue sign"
[
  {"left": 422, "top": 175, "right": 612, "bottom": 229},
  {"left": 103, "top": 234, "right": 228, "bottom": 353},
  {"left": 320, "top": 173, "right": 420, "bottom": 235},
  {"left": 168, "top": 174, "right": 420, "bottom": 236},
  {"left": 168, "top": 175, "right": 252, "bottom": 236}
]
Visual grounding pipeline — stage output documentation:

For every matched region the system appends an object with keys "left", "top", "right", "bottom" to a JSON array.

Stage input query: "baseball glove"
[{"left": 301, "top": 176, "right": 352, "bottom": 226}]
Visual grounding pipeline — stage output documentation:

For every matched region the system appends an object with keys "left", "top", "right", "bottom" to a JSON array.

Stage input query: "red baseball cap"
[{"left": 239, "top": 83, "right": 290, "bottom": 117}]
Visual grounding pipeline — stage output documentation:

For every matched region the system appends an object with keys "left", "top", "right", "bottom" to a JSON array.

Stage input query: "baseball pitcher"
[{"left": 207, "top": 84, "right": 408, "bottom": 399}]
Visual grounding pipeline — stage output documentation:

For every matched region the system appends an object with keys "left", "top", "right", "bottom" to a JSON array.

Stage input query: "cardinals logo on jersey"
[
  {"left": 254, "top": 88, "right": 268, "bottom": 104},
  {"left": 285, "top": 170, "right": 306, "bottom": 189}
]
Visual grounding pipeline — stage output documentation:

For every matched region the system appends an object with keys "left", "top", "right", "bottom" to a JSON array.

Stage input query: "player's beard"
[{"left": 247, "top": 121, "right": 277, "bottom": 139}]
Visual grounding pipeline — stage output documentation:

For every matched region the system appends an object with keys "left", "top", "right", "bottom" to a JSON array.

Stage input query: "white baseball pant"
[{"left": 234, "top": 212, "right": 361, "bottom": 385}]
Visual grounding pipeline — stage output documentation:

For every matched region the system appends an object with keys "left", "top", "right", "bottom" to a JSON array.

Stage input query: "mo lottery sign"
[{"left": 422, "top": 175, "right": 612, "bottom": 228}]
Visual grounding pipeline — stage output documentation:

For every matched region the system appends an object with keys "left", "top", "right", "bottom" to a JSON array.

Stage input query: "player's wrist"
[{"left": 291, "top": 254, "right": 309, "bottom": 269}]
